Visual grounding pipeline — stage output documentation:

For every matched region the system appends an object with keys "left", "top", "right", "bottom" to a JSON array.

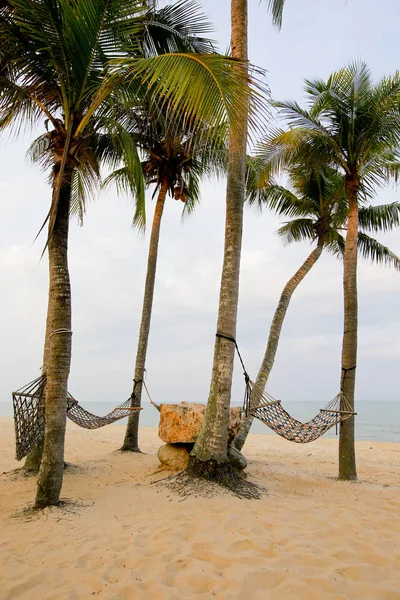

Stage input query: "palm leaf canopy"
[
  {"left": 103, "top": 103, "right": 228, "bottom": 229},
  {"left": 257, "top": 62, "right": 400, "bottom": 193},
  {"left": 246, "top": 162, "right": 348, "bottom": 243},
  {"left": 0, "top": 0, "right": 262, "bottom": 140},
  {"left": 1, "top": 0, "right": 263, "bottom": 235},
  {"left": 246, "top": 160, "right": 400, "bottom": 269}
]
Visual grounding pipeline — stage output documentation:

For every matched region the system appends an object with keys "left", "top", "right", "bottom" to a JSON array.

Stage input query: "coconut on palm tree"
[
  {"left": 256, "top": 62, "right": 400, "bottom": 479},
  {"left": 0, "top": 0, "right": 257, "bottom": 508},
  {"left": 234, "top": 164, "right": 400, "bottom": 451}
]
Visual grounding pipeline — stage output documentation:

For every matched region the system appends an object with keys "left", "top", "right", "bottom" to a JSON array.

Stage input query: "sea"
[{"left": 1, "top": 400, "right": 399, "bottom": 443}]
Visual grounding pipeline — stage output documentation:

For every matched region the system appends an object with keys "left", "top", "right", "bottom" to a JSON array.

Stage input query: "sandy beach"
[{"left": 0, "top": 416, "right": 399, "bottom": 600}]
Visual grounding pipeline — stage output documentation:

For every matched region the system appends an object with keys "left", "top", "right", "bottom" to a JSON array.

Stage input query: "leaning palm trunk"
[
  {"left": 122, "top": 180, "right": 168, "bottom": 452},
  {"left": 338, "top": 179, "right": 359, "bottom": 480},
  {"left": 35, "top": 168, "right": 73, "bottom": 508},
  {"left": 187, "top": 0, "right": 248, "bottom": 477},
  {"left": 233, "top": 240, "right": 324, "bottom": 451}
]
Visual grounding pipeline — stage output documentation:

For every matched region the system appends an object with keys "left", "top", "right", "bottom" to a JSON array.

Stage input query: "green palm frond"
[
  {"left": 69, "top": 161, "right": 101, "bottom": 223},
  {"left": 359, "top": 202, "right": 400, "bottom": 233},
  {"left": 357, "top": 232, "right": 400, "bottom": 271},
  {"left": 27, "top": 133, "right": 52, "bottom": 170},
  {"left": 247, "top": 160, "right": 347, "bottom": 241},
  {"left": 181, "top": 169, "right": 201, "bottom": 219},
  {"left": 265, "top": 0, "right": 286, "bottom": 28},
  {"left": 104, "top": 107, "right": 228, "bottom": 229},
  {"left": 101, "top": 52, "right": 265, "bottom": 150},
  {"left": 277, "top": 218, "right": 316, "bottom": 245},
  {"left": 325, "top": 231, "right": 346, "bottom": 258},
  {"left": 261, "top": 62, "right": 400, "bottom": 188},
  {"left": 248, "top": 181, "right": 310, "bottom": 217},
  {"left": 142, "top": 0, "right": 215, "bottom": 56},
  {"left": 2, "top": 0, "right": 259, "bottom": 247}
]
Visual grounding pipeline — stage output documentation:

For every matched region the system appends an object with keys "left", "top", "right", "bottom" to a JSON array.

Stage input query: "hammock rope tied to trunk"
[
  {"left": 216, "top": 332, "right": 357, "bottom": 444},
  {"left": 12, "top": 374, "right": 142, "bottom": 461}
]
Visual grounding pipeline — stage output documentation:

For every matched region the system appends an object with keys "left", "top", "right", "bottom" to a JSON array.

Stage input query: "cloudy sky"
[{"left": 1, "top": 0, "right": 399, "bottom": 410}]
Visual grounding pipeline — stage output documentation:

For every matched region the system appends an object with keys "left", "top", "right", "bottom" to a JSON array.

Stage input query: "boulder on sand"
[
  {"left": 157, "top": 443, "right": 191, "bottom": 472},
  {"left": 158, "top": 402, "right": 242, "bottom": 444}
]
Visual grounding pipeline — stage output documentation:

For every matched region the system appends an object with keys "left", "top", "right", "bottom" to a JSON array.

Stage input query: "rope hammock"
[
  {"left": 12, "top": 374, "right": 142, "bottom": 460},
  {"left": 216, "top": 332, "right": 356, "bottom": 444},
  {"left": 245, "top": 384, "right": 355, "bottom": 444}
]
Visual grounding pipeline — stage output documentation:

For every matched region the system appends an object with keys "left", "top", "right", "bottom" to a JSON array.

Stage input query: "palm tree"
[
  {"left": 234, "top": 165, "right": 400, "bottom": 450},
  {"left": 257, "top": 63, "right": 400, "bottom": 479},
  {"left": 105, "top": 109, "right": 227, "bottom": 453},
  {"left": 20, "top": 0, "right": 221, "bottom": 473},
  {"left": 186, "top": 0, "right": 286, "bottom": 486},
  {"left": 0, "top": 0, "right": 256, "bottom": 507}
]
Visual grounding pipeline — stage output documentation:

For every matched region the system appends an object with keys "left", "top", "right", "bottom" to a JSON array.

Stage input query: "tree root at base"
[
  {"left": 120, "top": 446, "right": 142, "bottom": 453},
  {"left": 157, "top": 456, "right": 264, "bottom": 500}
]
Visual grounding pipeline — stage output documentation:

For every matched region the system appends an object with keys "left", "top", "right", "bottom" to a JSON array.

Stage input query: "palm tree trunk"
[
  {"left": 23, "top": 304, "right": 52, "bottom": 472},
  {"left": 233, "top": 241, "right": 323, "bottom": 451},
  {"left": 187, "top": 0, "right": 248, "bottom": 478},
  {"left": 35, "top": 168, "right": 73, "bottom": 508},
  {"left": 121, "top": 180, "right": 168, "bottom": 452},
  {"left": 339, "top": 179, "right": 358, "bottom": 480},
  {"left": 23, "top": 436, "right": 44, "bottom": 473}
]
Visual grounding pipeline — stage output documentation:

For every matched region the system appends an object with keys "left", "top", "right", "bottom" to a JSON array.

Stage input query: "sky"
[{"left": 1, "top": 0, "right": 399, "bottom": 410}]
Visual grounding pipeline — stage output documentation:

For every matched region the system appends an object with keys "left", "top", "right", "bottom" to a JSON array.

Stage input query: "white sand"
[{"left": 1, "top": 416, "right": 399, "bottom": 599}]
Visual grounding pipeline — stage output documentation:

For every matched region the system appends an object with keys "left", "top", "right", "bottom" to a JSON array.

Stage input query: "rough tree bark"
[
  {"left": 121, "top": 180, "right": 168, "bottom": 452},
  {"left": 338, "top": 176, "right": 359, "bottom": 480},
  {"left": 233, "top": 240, "right": 324, "bottom": 451},
  {"left": 23, "top": 304, "right": 52, "bottom": 472},
  {"left": 35, "top": 167, "right": 73, "bottom": 508},
  {"left": 187, "top": 0, "right": 248, "bottom": 479}
]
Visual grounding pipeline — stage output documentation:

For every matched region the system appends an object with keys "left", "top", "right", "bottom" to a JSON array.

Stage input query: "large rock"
[
  {"left": 158, "top": 443, "right": 191, "bottom": 472},
  {"left": 158, "top": 402, "right": 242, "bottom": 444}
]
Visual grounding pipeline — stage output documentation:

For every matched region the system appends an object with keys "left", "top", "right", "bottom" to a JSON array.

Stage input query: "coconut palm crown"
[{"left": 247, "top": 164, "right": 400, "bottom": 268}]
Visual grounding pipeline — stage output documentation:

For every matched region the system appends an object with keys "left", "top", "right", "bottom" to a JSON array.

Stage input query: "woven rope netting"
[
  {"left": 245, "top": 382, "right": 356, "bottom": 444},
  {"left": 12, "top": 375, "right": 141, "bottom": 460}
]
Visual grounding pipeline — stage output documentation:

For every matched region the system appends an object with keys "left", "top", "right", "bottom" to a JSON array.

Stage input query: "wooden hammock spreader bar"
[
  {"left": 320, "top": 409, "right": 357, "bottom": 415},
  {"left": 253, "top": 400, "right": 282, "bottom": 409}
]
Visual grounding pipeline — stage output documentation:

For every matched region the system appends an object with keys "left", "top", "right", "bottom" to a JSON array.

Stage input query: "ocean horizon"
[{"left": 1, "top": 400, "right": 399, "bottom": 444}]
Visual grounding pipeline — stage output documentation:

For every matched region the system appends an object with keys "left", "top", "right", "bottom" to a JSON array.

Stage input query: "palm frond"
[
  {"left": 359, "top": 202, "right": 400, "bottom": 233},
  {"left": 98, "top": 52, "right": 266, "bottom": 148},
  {"left": 265, "top": 0, "right": 286, "bottom": 28},
  {"left": 181, "top": 169, "right": 201, "bottom": 220},
  {"left": 357, "top": 232, "right": 400, "bottom": 270},
  {"left": 142, "top": 0, "right": 215, "bottom": 56},
  {"left": 277, "top": 218, "right": 316, "bottom": 245}
]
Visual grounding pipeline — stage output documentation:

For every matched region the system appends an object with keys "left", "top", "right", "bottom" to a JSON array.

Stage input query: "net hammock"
[
  {"left": 244, "top": 381, "right": 356, "bottom": 444},
  {"left": 12, "top": 374, "right": 142, "bottom": 460},
  {"left": 216, "top": 332, "right": 357, "bottom": 444}
]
